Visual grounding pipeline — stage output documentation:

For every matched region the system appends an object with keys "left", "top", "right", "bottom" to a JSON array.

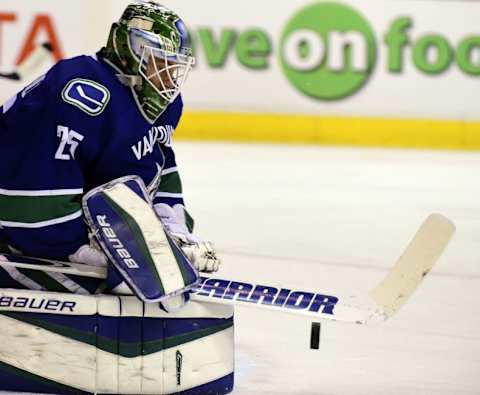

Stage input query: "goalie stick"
[{"left": 0, "top": 214, "right": 455, "bottom": 324}]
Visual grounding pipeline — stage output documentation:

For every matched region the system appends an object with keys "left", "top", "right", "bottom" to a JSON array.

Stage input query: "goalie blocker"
[
  {"left": 83, "top": 176, "right": 199, "bottom": 303},
  {"left": 0, "top": 288, "right": 234, "bottom": 394}
]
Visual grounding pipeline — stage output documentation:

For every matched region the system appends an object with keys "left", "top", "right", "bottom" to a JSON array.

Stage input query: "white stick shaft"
[
  {"left": 0, "top": 213, "right": 455, "bottom": 324},
  {"left": 190, "top": 276, "right": 373, "bottom": 323},
  {"left": 0, "top": 255, "right": 371, "bottom": 323}
]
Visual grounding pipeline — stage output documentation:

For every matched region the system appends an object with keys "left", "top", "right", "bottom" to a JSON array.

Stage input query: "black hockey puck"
[{"left": 310, "top": 322, "right": 321, "bottom": 349}]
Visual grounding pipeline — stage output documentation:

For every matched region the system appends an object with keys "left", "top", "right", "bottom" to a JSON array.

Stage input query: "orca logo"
[{"left": 62, "top": 78, "right": 110, "bottom": 116}]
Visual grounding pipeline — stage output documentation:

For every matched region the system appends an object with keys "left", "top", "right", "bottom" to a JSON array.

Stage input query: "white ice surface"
[
  {"left": 4, "top": 142, "right": 480, "bottom": 394},
  {"left": 174, "top": 142, "right": 480, "bottom": 395}
]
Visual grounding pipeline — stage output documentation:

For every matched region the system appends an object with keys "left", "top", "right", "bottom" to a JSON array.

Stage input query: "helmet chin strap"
[
  {"left": 101, "top": 57, "right": 143, "bottom": 89},
  {"left": 101, "top": 56, "right": 164, "bottom": 123},
  {"left": 116, "top": 74, "right": 143, "bottom": 88},
  {"left": 117, "top": 74, "right": 163, "bottom": 123}
]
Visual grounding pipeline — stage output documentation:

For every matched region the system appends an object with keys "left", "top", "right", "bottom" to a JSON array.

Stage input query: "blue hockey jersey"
[{"left": 0, "top": 54, "right": 186, "bottom": 259}]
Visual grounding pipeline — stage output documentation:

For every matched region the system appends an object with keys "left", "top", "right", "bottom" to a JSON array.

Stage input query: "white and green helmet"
[{"left": 102, "top": 1, "right": 195, "bottom": 123}]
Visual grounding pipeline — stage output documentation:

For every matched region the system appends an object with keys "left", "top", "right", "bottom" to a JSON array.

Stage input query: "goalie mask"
[{"left": 102, "top": 1, "right": 195, "bottom": 123}]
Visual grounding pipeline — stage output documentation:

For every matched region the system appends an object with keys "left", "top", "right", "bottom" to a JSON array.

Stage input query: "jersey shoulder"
[{"left": 47, "top": 55, "right": 125, "bottom": 118}]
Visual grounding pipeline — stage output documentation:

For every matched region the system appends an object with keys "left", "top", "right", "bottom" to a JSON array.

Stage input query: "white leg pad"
[{"left": 0, "top": 289, "right": 234, "bottom": 394}]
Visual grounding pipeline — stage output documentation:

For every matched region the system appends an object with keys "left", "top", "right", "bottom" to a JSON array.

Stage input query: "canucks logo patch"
[{"left": 62, "top": 78, "right": 110, "bottom": 116}]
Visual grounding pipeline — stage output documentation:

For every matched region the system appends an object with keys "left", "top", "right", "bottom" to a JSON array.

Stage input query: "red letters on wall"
[{"left": 0, "top": 12, "right": 64, "bottom": 67}]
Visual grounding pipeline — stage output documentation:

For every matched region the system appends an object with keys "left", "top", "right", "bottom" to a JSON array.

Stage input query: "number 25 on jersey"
[{"left": 55, "top": 125, "right": 84, "bottom": 160}]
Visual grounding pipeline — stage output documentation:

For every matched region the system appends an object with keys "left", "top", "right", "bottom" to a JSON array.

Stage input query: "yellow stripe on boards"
[{"left": 175, "top": 111, "right": 480, "bottom": 150}]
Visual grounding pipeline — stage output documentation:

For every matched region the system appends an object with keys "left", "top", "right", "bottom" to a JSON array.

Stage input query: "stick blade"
[
  {"left": 16, "top": 43, "right": 52, "bottom": 80},
  {"left": 369, "top": 213, "right": 455, "bottom": 319}
]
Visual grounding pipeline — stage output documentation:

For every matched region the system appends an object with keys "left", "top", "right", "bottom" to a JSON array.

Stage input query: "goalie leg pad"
[
  {"left": 0, "top": 289, "right": 234, "bottom": 394},
  {"left": 83, "top": 176, "right": 199, "bottom": 302},
  {"left": 0, "top": 254, "right": 105, "bottom": 294}
]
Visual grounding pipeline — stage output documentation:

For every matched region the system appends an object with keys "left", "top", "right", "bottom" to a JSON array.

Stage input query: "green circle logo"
[{"left": 280, "top": 2, "right": 377, "bottom": 100}]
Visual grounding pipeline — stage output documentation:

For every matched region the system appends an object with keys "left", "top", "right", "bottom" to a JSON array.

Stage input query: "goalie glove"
[
  {"left": 69, "top": 243, "right": 108, "bottom": 267},
  {"left": 154, "top": 203, "right": 221, "bottom": 273},
  {"left": 175, "top": 238, "right": 220, "bottom": 273}
]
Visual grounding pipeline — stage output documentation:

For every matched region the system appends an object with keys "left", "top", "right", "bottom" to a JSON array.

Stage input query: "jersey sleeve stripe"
[
  {"left": 154, "top": 192, "right": 183, "bottom": 199},
  {"left": 158, "top": 171, "right": 182, "bottom": 194},
  {"left": 0, "top": 194, "right": 82, "bottom": 224},
  {"left": 0, "top": 188, "right": 83, "bottom": 196},
  {"left": 0, "top": 210, "right": 83, "bottom": 229},
  {"left": 161, "top": 166, "right": 178, "bottom": 176}
]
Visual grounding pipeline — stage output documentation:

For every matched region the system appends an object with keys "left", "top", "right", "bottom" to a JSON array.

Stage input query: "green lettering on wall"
[
  {"left": 384, "top": 16, "right": 412, "bottom": 73},
  {"left": 413, "top": 34, "right": 452, "bottom": 74},
  {"left": 236, "top": 28, "right": 272, "bottom": 69},
  {"left": 197, "top": 28, "right": 237, "bottom": 68},
  {"left": 456, "top": 36, "right": 480, "bottom": 75}
]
